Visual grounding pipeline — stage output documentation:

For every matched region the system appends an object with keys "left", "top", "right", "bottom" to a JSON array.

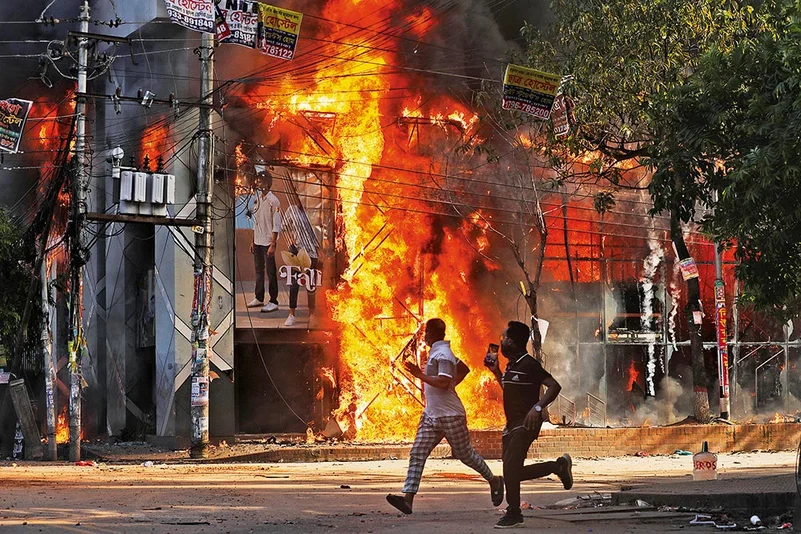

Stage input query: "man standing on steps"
[
  {"left": 386, "top": 318, "right": 504, "bottom": 515},
  {"left": 246, "top": 168, "right": 282, "bottom": 313},
  {"left": 486, "top": 320, "right": 573, "bottom": 529}
]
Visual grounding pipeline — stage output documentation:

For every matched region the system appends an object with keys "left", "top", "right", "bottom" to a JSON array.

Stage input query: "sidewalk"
[{"left": 613, "top": 472, "right": 797, "bottom": 517}]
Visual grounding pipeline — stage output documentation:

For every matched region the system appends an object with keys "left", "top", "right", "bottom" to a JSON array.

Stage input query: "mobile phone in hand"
[{"left": 484, "top": 343, "right": 499, "bottom": 366}]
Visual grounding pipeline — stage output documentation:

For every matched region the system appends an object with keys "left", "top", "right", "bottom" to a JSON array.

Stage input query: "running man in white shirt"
[{"left": 386, "top": 318, "right": 504, "bottom": 515}]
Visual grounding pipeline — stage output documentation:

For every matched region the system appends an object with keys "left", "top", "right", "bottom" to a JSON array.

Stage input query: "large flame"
[{"left": 235, "top": 0, "right": 516, "bottom": 439}]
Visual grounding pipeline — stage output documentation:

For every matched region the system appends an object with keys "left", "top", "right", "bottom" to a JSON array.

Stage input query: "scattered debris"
[
  {"left": 689, "top": 513, "right": 736, "bottom": 530},
  {"left": 74, "top": 460, "right": 96, "bottom": 467},
  {"left": 339, "top": 484, "right": 351, "bottom": 489},
  {"left": 674, "top": 450, "right": 693, "bottom": 456},
  {"left": 141, "top": 461, "right": 154, "bottom": 467},
  {"left": 554, "top": 492, "right": 612, "bottom": 509}
]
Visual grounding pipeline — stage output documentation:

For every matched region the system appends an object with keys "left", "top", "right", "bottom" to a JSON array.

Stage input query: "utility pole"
[
  {"left": 42, "top": 259, "right": 57, "bottom": 461},
  {"left": 190, "top": 32, "right": 215, "bottom": 459},
  {"left": 68, "top": 0, "right": 90, "bottom": 462}
]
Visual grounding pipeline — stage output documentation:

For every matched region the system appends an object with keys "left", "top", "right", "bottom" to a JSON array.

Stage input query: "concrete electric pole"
[
  {"left": 190, "top": 32, "right": 215, "bottom": 459},
  {"left": 68, "top": 0, "right": 90, "bottom": 462}
]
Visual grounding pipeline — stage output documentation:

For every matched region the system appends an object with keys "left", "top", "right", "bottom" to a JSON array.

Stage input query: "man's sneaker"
[
  {"left": 557, "top": 453, "right": 573, "bottom": 490},
  {"left": 283, "top": 314, "right": 296, "bottom": 327},
  {"left": 494, "top": 512, "right": 524, "bottom": 529},
  {"left": 246, "top": 298, "right": 263, "bottom": 308},
  {"left": 261, "top": 302, "right": 279, "bottom": 312}
]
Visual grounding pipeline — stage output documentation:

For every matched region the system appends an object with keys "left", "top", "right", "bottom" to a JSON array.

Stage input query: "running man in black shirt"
[{"left": 485, "top": 320, "right": 573, "bottom": 529}]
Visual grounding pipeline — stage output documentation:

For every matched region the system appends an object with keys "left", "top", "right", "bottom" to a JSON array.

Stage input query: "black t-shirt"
[{"left": 501, "top": 353, "right": 552, "bottom": 431}]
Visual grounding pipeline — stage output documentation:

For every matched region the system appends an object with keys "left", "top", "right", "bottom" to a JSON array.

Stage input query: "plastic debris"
[
  {"left": 521, "top": 501, "right": 531, "bottom": 510},
  {"left": 635, "top": 499, "right": 651, "bottom": 508},
  {"left": 690, "top": 514, "right": 715, "bottom": 525},
  {"left": 74, "top": 460, "right": 95, "bottom": 467},
  {"left": 339, "top": 484, "right": 351, "bottom": 489},
  {"left": 141, "top": 461, "right": 154, "bottom": 467},
  {"left": 777, "top": 523, "right": 792, "bottom": 530},
  {"left": 751, "top": 516, "right": 762, "bottom": 525},
  {"left": 674, "top": 449, "right": 693, "bottom": 456}
]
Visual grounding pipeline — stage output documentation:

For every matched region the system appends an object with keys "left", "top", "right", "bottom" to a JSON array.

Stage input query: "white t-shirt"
[
  {"left": 253, "top": 191, "right": 282, "bottom": 246},
  {"left": 423, "top": 340, "right": 466, "bottom": 418}
]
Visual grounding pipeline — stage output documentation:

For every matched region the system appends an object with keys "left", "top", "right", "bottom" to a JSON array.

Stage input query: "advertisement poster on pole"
[
  {"left": 678, "top": 257, "right": 699, "bottom": 280},
  {"left": 0, "top": 98, "right": 33, "bottom": 154},
  {"left": 256, "top": 4, "right": 303, "bottom": 60},
  {"left": 714, "top": 280, "right": 730, "bottom": 397},
  {"left": 501, "top": 64, "right": 560, "bottom": 120}
]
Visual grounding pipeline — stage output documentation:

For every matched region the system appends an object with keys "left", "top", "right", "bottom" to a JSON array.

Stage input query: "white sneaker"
[
  {"left": 283, "top": 315, "right": 296, "bottom": 327},
  {"left": 246, "top": 298, "right": 263, "bottom": 308},
  {"left": 261, "top": 302, "right": 278, "bottom": 313}
]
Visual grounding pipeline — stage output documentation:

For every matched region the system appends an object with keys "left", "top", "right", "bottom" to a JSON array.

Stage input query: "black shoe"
[
  {"left": 494, "top": 512, "right": 524, "bottom": 529},
  {"left": 557, "top": 453, "right": 573, "bottom": 490},
  {"left": 490, "top": 476, "right": 504, "bottom": 507},
  {"left": 386, "top": 494, "right": 412, "bottom": 515}
]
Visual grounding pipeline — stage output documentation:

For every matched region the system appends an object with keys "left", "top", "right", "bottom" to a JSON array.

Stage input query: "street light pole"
[{"left": 190, "top": 32, "right": 215, "bottom": 459}]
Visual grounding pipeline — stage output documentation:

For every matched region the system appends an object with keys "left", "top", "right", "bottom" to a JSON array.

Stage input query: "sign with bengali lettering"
[
  {"left": 0, "top": 98, "right": 32, "bottom": 154},
  {"left": 679, "top": 257, "right": 699, "bottom": 280},
  {"left": 256, "top": 3, "right": 303, "bottom": 60},
  {"left": 163, "top": 0, "right": 216, "bottom": 34},
  {"left": 164, "top": 1, "right": 301, "bottom": 59},
  {"left": 714, "top": 280, "right": 730, "bottom": 398},
  {"left": 551, "top": 93, "right": 575, "bottom": 138},
  {"left": 502, "top": 64, "right": 561, "bottom": 119},
  {"left": 218, "top": 0, "right": 260, "bottom": 48}
]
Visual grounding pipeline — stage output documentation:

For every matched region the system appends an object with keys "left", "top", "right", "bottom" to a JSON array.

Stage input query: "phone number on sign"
[
  {"left": 502, "top": 100, "right": 549, "bottom": 118},
  {"left": 262, "top": 44, "right": 294, "bottom": 60}
]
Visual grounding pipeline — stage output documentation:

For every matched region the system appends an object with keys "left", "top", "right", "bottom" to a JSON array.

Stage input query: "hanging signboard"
[
  {"left": 256, "top": 3, "right": 303, "bottom": 60},
  {"left": 502, "top": 64, "right": 560, "bottom": 119},
  {"left": 163, "top": 0, "right": 216, "bottom": 34},
  {"left": 217, "top": 1, "right": 259, "bottom": 48},
  {"left": 164, "top": 1, "right": 301, "bottom": 60},
  {"left": 551, "top": 93, "right": 575, "bottom": 138},
  {"left": 0, "top": 98, "right": 33, "bottom": 154}
]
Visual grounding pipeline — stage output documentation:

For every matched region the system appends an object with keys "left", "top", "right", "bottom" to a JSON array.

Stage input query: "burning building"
[{"left": 1, "top": 0, "right": 799, "bottom": 453}]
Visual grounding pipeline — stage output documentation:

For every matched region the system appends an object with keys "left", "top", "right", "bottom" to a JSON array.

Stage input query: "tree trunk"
[{"left": 671, "top": 210, "right": 711, "bottom": 422}]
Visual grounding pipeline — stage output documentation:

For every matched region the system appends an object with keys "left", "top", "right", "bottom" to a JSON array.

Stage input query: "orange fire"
[
  {"left": 55, "top": 406, "right": 69, "bottom": 444},
  {"left": 236, "top": 0, "right": 537, "bottom": 440},
  {"left": 626, "top": 360, "right": 640, "bottom": 393},
  {"left": 140, "top": 122, "right": 170, "bottom": 165}
]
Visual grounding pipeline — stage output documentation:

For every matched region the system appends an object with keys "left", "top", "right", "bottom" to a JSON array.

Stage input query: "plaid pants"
[{"left": 402, "top": 413, "right": 494, "bottom": 494}]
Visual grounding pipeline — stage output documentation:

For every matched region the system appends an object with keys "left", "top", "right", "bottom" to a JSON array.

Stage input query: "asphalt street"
[{"left": 0, "top": 451, "right": 796, "bottom": 533}]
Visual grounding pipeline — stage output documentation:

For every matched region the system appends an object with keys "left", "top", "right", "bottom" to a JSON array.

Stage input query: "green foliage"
[
  {"left": 651, "top": 0, "right": 801, "bottom": 318},
  {"left": 0, "top": 208, "right": 37, "bottom": 365},
  {"left": 523, "top": 0, "right": 801, "bottom": 317}
]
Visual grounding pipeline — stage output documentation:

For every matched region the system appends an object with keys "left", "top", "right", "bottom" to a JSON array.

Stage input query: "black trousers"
[
  {"left": 502, "top": 423, "right": 559, "bottom": 515},
  {"left": 253, "top": 244, "right": 278, "bottom": 304},
  {"left": 288, "top": 257, "right": 318, "bottom": 310}
]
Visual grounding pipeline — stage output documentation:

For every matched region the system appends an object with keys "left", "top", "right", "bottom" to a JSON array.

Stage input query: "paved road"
[{"left": 0, "top": 452, "right": 796, "bottom": 533}]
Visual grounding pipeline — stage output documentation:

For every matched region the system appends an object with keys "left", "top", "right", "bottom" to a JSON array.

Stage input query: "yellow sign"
[
  {"left": 502, "top": 64, "right": 561, "bottom": 119},
  {"left": 257, "top": 4, "right": 303, "bottom": 60}
]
